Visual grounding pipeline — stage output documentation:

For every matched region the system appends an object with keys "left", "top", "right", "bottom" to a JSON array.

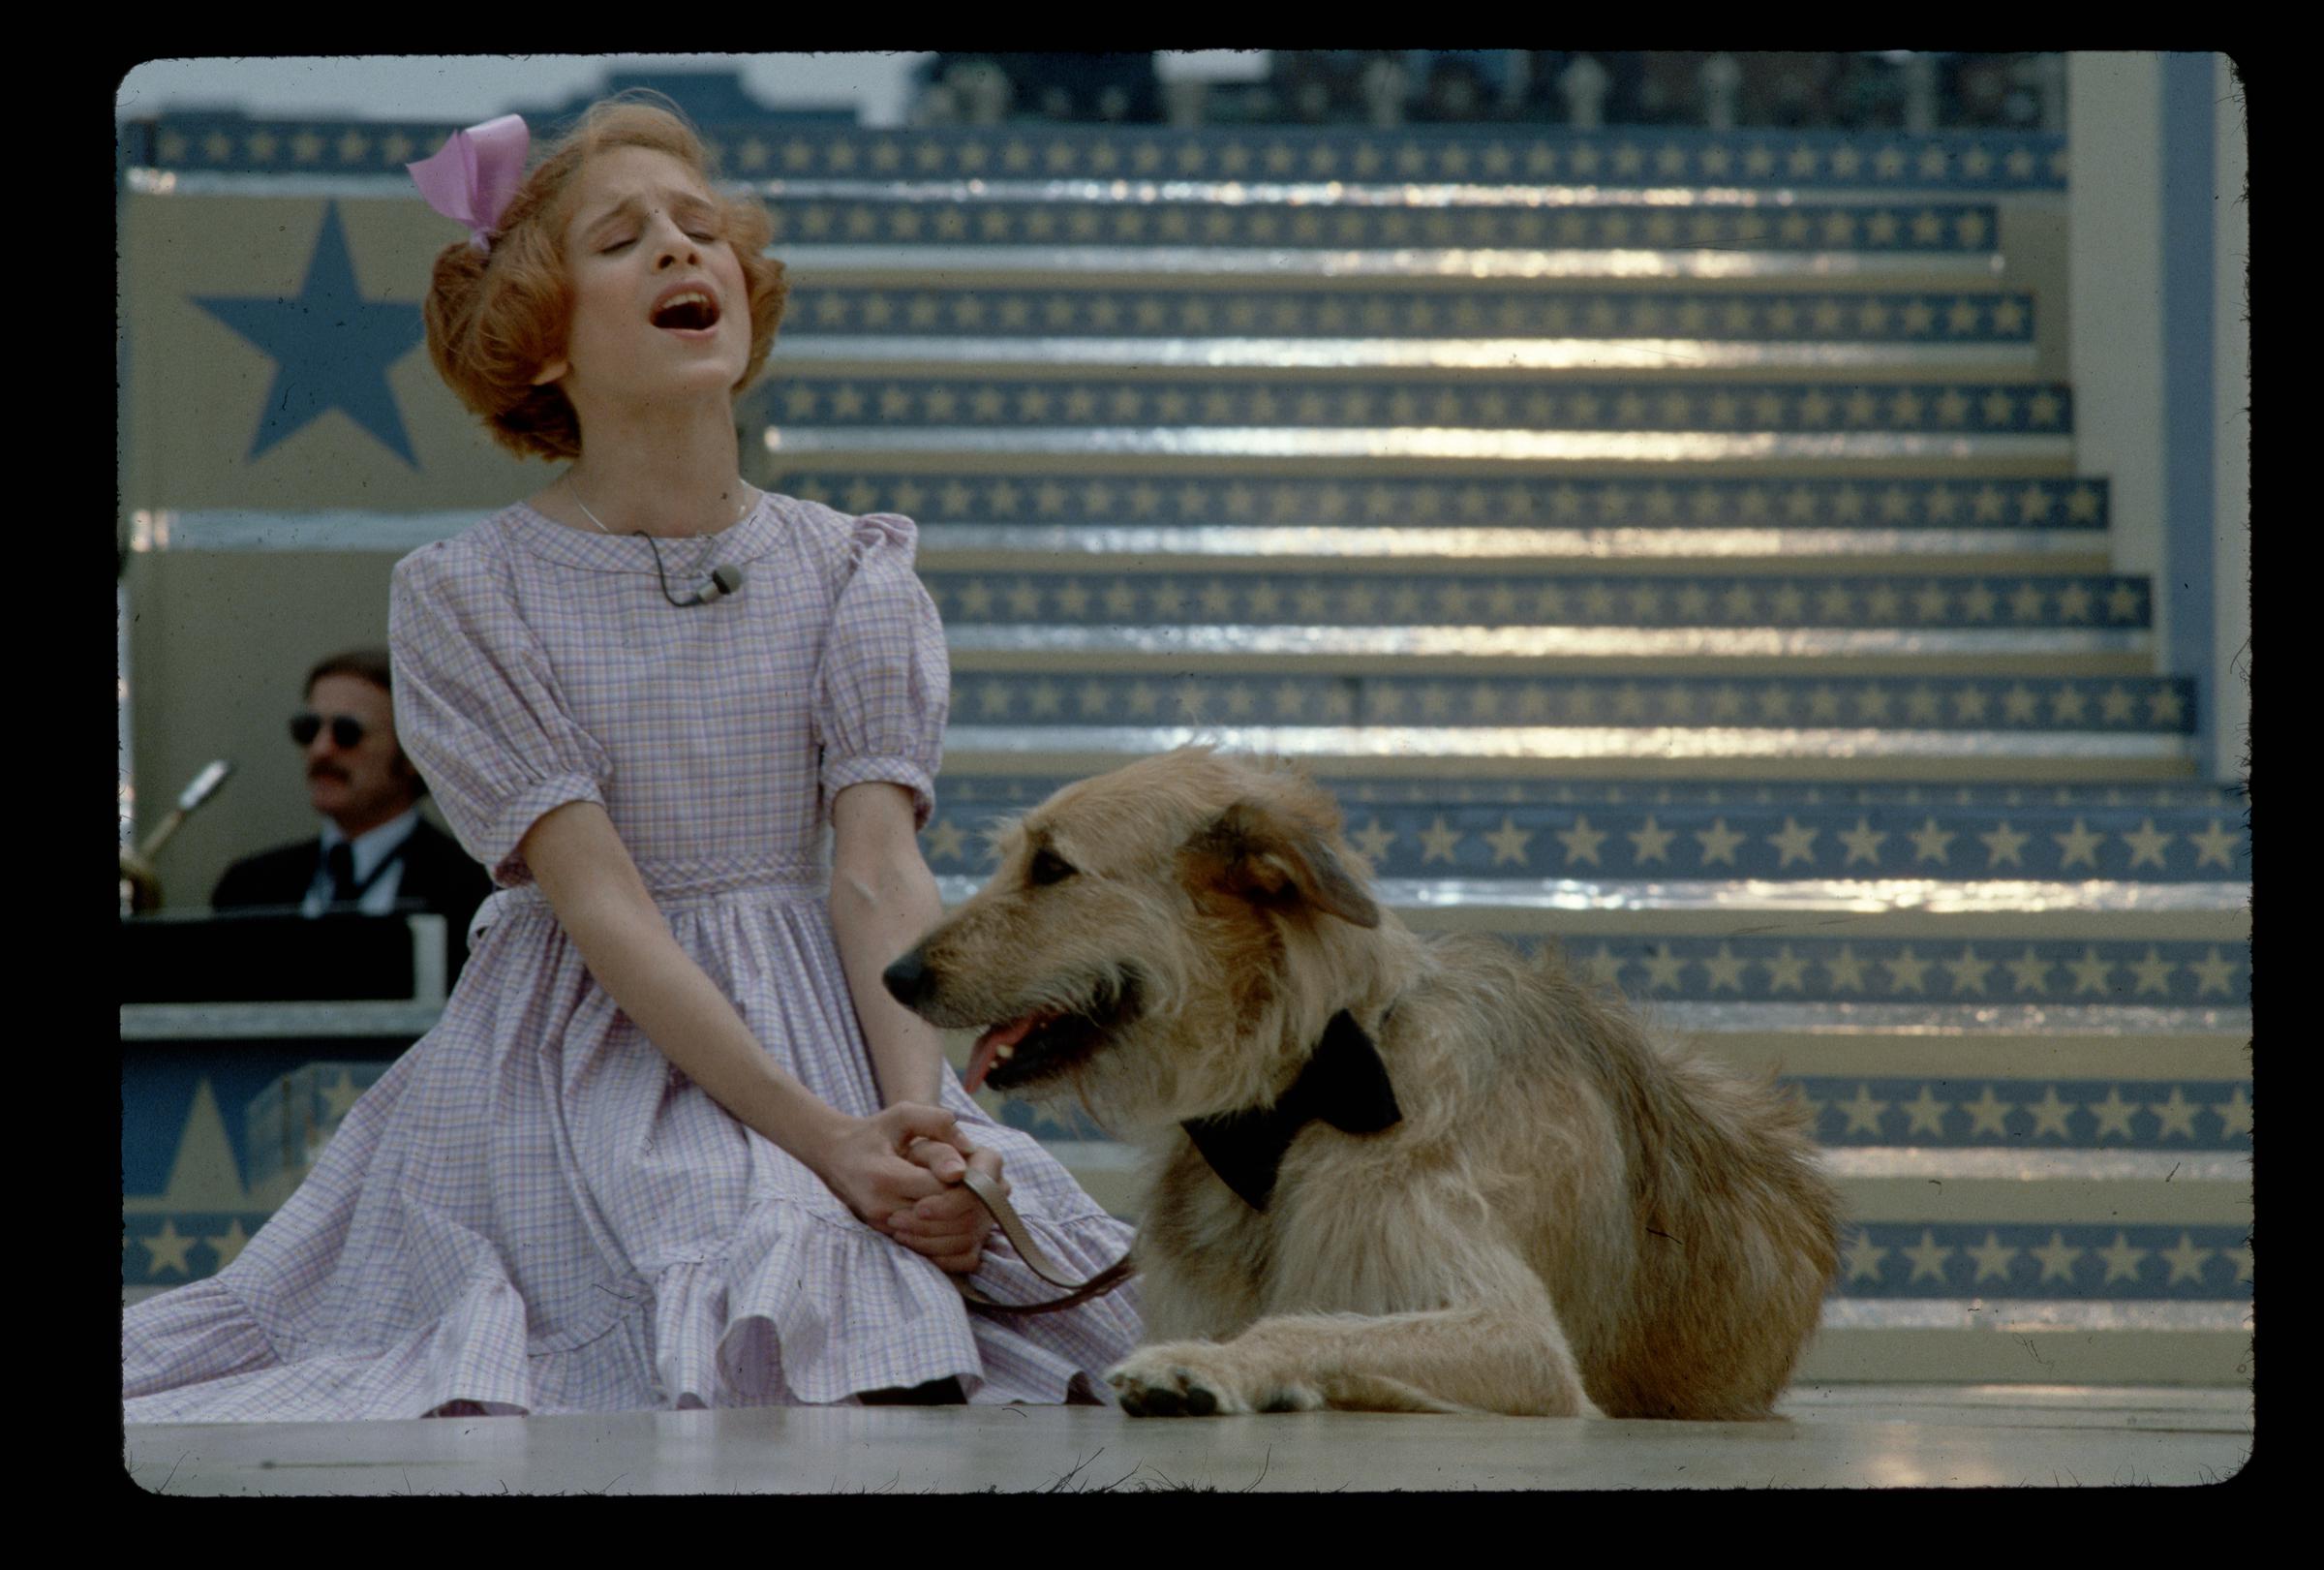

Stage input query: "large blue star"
[{"left": 192, "top": 201, "right": 426, "bottom": 467}]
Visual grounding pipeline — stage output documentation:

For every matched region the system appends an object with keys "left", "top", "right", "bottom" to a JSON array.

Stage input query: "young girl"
[{"left": 122, "top": 97, "right": 1143, "bottom": 1418}]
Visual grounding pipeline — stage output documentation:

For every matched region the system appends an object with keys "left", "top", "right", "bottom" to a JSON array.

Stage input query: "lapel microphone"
[
  {"left": 566, "top": 479, "right": 748, "bottom": 608},
  {"left": 637, "top": 532, "right": 746, "bottom": 608}
]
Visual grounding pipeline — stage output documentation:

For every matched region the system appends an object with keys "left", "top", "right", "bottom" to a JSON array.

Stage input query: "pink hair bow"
[{"left": 406, "top": 114, "right": 531, "bottom": 253}]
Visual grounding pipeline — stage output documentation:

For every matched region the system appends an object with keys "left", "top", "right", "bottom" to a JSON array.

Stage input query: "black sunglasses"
[{"left": 290, "top": 712, "right": 368, "bottom": 749}]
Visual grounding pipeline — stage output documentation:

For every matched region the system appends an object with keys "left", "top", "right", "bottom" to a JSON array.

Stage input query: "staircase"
[
  {"left": 114, "top": 115, "right": 2248, "bottom": 1382},
  {"left": 753, "top": 124, "right": 2250, "bottom": 1386}
]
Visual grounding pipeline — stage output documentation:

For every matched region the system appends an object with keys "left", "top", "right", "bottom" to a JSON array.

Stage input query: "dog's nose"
[{"left": 883, "top": 947, "right": 933, "bottom": 1008}]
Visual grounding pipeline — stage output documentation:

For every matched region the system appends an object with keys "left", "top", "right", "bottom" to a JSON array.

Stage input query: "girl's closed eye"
[{"left": 601, "top": 230, "right": 717, "bottom": 254}]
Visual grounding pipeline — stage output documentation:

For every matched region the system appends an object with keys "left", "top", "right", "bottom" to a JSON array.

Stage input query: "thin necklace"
[{"left": 567, "top": 474, "right": 752, "bottom": 537}]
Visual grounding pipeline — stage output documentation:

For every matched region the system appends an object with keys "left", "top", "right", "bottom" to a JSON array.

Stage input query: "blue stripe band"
[{"left": 2161, "top": 53, "right": 2218, "bottom": 770}]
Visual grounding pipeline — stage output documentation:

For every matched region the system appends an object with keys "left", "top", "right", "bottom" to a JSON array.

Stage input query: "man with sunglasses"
[{"left": 210, "top": 650, "right": 491, "bottom": 977}]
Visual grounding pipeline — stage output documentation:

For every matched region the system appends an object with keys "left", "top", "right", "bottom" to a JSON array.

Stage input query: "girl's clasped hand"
[{"left": 818, "top": 1103, "right": 1008, "bottom": 1274}]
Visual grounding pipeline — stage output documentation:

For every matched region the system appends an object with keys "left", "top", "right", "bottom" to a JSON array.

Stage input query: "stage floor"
[{"left": 124, "top": 1384, "right": 2251, "bottom": 1493}]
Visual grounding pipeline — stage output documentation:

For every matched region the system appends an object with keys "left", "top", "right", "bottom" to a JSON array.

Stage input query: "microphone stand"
[{"left": 120, "top": 759, "right": 233, "bottom": 915}]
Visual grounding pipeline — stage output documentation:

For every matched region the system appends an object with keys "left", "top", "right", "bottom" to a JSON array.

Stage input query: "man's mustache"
[{"left": 308, "top": 764, "right": 350, "bottom": 783}]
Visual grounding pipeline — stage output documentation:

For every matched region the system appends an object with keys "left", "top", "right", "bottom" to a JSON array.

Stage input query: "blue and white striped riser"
[
  {"left": 782, "top": 473, "right": 2111, "bottom": 536},
  {"left": 124, "top": 120, "right": 2071, "bottom": 194},
  {"left": 784, "top": 289, "right": 2040, "bottom": 346},
  {"left": 763, "top": 197, "right": 2009, "bottom": 255},
  {"left": 755, "top": 376, "right": 2072, "bottom": 436},
  {"left": 923, "top": 778, "right": 2247, "bottom": 885},
  {"left": 971, "top": 1067, "right": 2248, "bottom": 1386},
  {"left": 923, "top": 571, "right": 2149, "bottom": 631}
]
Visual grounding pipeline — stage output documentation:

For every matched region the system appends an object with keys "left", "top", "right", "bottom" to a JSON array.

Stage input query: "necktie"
[{"left": 325, "top": 842, "right": 360, "bottom": 907}]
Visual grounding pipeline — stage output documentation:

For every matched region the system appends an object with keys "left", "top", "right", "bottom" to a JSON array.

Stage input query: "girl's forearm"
[
  {"left": 522, "top": 803, "right": 852, "bottom": 1175},
  {"left": 828, "top": 851, "right": 953, "bottom": 1109},
  {"left": 572, "top": 900, "right": 852, "bottom": 1164}
]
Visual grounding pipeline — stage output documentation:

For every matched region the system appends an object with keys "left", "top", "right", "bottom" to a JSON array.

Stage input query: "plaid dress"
[{"left": 122, "top": 495, "right": 1144, "bottom": 1421}]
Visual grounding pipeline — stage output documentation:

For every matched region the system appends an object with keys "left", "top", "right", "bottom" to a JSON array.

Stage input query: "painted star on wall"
[{"left": 192, "top": 201, "right": 425, "bottom": 467}]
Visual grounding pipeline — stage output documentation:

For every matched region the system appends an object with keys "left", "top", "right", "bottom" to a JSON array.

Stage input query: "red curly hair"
[{"left": 419, "top": 93, "right": 788, "bottom": 462}]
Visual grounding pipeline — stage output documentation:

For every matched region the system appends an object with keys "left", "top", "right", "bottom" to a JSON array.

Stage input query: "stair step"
[
  {"left": 756, "top": 375, "right": 2072, "bottom": 435},
  {"left": 770, "top": 429, "right": 2076, "bottom": 476},
  {"left": 1590, "top": 1005, "right": 2250, "bottom": 1080},
  {"left": 766, "top": 194, "right": 2004, "bottom": 250},
  {"left": 938, "top": 737, "right": 2197, "bottom": 784},
  {"left": 925, "top": 570, "right": 2150, "bottom": 631},
  {"left": 917, "top": 528, "right": 2115, "bottom": 571},
  {"left": 948, "top": 633, "right": 2151, "bottom": 681},
  {"left": 810, "top": 472, "right": 2115, "bottom": 570},
  {"left": 790, "top": 472, "right": 2119, "bottom": 528},
  {"left": 783, "top": 470, "right": 2111, "bottom": 534},
  {"left": 781, "top": 248, "right": 2013, "bottom": 286},
  {"left": 924, "top": 786, "right": 2245, "bottom": 883},
  {"left": 1008, "top": 1118, "right": 2249, "bottom": 1387},
  {"left": 128, "top": 119, "right": 2071, "bottom": 194},
  {"left": 780, "top": 337, "right": 2037, "bottom": 377},
  {"left": 784, "top": 286, "right": 2039, "bottom": 345},
  {"left": 997, "top": 1089, "right": 2251, "bottom": 1158},
  {"left": 1797, "top": 1316, "right": 2248, "bottom": 1388},
  {"left": 930, "top": 772, "right": 2249, "bottom": 883},
  {"left": 938, "top": 775, "right": 2238, "bottom": 807},
  {"left": 130, "top": 508, "right": 2120, "bottom": 574},
  {"left": 937, "top": 670, "right": 2190, "bottom": 729},
  {"left": 1033, "top": 1134, "right": 2248, "bottom": 1221},
  {"left": 926, "top": 901, "right": 2247, "bottom": 1005}
]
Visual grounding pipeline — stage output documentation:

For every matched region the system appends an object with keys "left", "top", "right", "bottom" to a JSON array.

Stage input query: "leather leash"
[{"left": 945, "top": 1167, "right": 1138, "bottom": 1316}]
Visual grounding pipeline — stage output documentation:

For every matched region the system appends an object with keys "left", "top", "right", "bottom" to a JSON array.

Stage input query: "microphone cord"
[
  {"left": 566, "top": 475, "right": 746, "bottom": 607},
  {"left": 636, "top": 529, "right": 705, "bottom": 607}
]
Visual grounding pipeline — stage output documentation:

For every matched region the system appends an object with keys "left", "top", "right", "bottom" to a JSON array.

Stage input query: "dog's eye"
[{"left": 1027, "top": 847, "right": 1077, "bottom": 885}]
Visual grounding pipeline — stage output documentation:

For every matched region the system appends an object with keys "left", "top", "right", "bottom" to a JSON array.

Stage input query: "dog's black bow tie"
[{"left": 1180, "top": 1009, "right": 1402, "bottom": 1212}]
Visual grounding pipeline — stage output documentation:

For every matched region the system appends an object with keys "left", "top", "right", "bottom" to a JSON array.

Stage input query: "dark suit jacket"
[{"left": 212, "top": 817, "right": 495, "bottom": 980}]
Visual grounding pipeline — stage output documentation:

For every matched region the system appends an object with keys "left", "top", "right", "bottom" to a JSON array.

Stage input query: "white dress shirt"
[{"left": 301, "top": 807, "right": 421, "bottom": 917}]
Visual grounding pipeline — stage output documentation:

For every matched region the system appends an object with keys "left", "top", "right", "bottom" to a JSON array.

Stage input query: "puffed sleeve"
[
  {"left": 811, "top": 512, "right": 951, "bottom": 829},
  {"left": 387, "top": 539, "right": 614, "bottom": 888}
]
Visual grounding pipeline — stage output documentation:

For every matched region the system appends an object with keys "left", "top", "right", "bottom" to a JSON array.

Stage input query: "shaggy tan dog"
[{"left": 884, "top": 747, "right": 1843, "bottom": 1419}]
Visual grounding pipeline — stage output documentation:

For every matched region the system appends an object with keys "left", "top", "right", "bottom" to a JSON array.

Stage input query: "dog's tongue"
[{"left": 964, "top": 1014, "right": 1043, "bottom": 1095}]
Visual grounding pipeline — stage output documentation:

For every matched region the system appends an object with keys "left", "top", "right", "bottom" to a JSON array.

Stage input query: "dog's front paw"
[
  {"left": 1105, "top": 1343, "right": 1254, "bottom": 1417},
  {"left": 1105, "top": 1343, "right": 1329, "bottom": 1417}
]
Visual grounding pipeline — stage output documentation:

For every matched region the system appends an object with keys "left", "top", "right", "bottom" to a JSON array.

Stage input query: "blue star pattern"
[
  {"left": 761, "top": 378, "right": 2072, "bottom": 433},
  {"left": 788, "top": 289, "right": 2038, "bottom": 342},
  {"left": 941, "top": 672, "right": 2192, "bottom": 731},
  {"left": 190, "top": 201, "right": 427, "bottom": 465},
  {"left": 1793, "top": 1079, "right": 2252, "bottom": 1148},
  {"left": 920, "top": 797, "right": 2247, "bottom": 882},
  {"left": 780, "top": 473, "right": 2110, "bottom": 530},
  {"left": 1504, "top": 936, "right": 2247, "bottom": 1005},
  {"left": 124, "top": 1212, "right": 281, "bottom": 1287},
  {"left": 923, "top": 572, "right": 2148, "bottom": 628},
  {"left": 762, "top": 199, "right": 2004, "bottom": 253},
  {"left": 1831, "top": 1223, "right": 2250, "bottom": 1300},
  {"left": 938, "top": 777, "right": 2243, "bottom": 810},
  {"left": 128, "top": 118, "right": 2069, "bottom": 191},
  {"left": 124, "top": 1058, "right": 391, "bottom": 1289}
]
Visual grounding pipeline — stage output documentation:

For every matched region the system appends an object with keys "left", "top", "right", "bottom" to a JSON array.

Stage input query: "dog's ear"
[{"left": 1183, "top": 799, "right": 1381, "bottom": 930}]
